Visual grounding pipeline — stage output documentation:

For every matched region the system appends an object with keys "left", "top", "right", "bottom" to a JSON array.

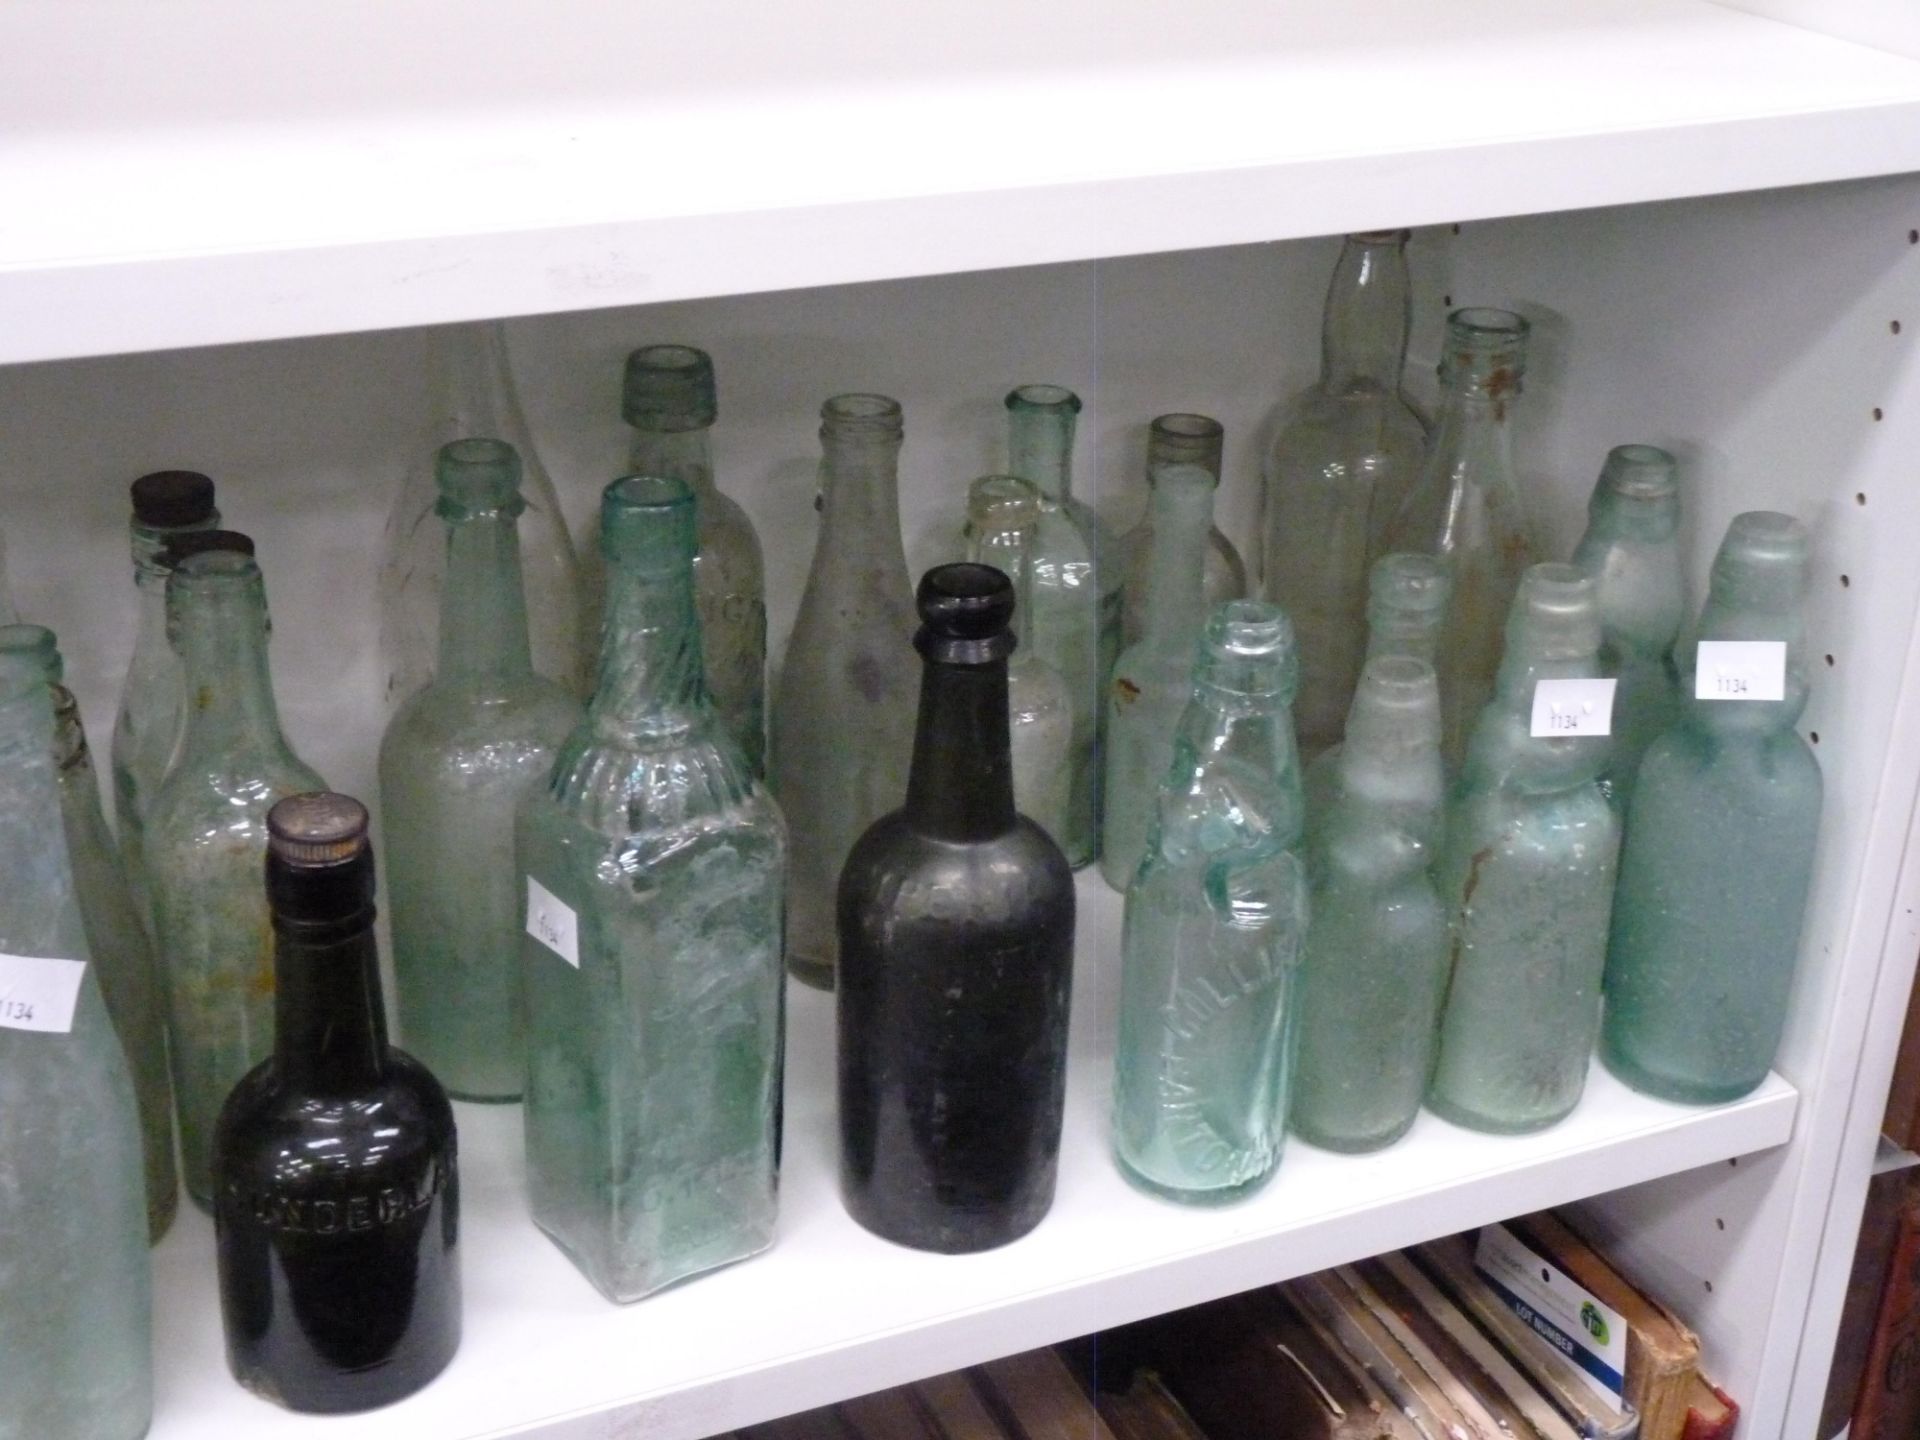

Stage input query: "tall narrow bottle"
[
  {"left": 1262, "top": 231, "right": 1431, "bottom": 757},
  {"left": 520, "top": 474, "right": 785, "bottom": 1301},
  {"left": 1428, "top": 564, "right": 1620, "bottom": 1133},
  {"left": 0, "top": 645, "right": 151, "bottom": 1440},
  {"left": 839, "top": 564, "right": 1076, "bottom": 1252},
  {"left": 770, "top": 395, "right": 918, "bottom": 989},
  {"left": 215, "top": 793, "right": 461, "bottom": 1413},
  {"left": 1119, "top": 414, "right": 1248, "bottom": 649},
  {"left": 1383, "top": 308, "right": 1538, "bottom": 771},
  {"left": 147, "top": 549, "right": 326, "bottom": 1208},
  {"left": 380, "top": 440, "right": 581, "bottom": 1103},
  {"left": 1111, "top": 601, "right": 1309, "bottom": 1201},
  {"left": 1603, "top": 512, "right": 1821, "bottom": 1103}
]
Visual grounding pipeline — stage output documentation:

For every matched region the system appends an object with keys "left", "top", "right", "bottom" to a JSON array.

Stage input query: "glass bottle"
[
  {"left": 838, "top": 564, "right": 1075, "bottom": 1252},
  {"left": 519, "top": 474, "right": 785, "bottom": 1302},
  {"left": 1363, "top": 552, "right": 1452, "bottom": 669},
  {"left": 1102, "top": 463, "right": 1218, "bottom": 890},
  {"left": 378, "top": 320, "right": 582, "bottom": 709},
  {"left": 1383, "top": 308, "right": 1538, "bottom": 772},
  {"left": 1291, "top": 655, "right": 1448, "bottom": 1152},
  {"left": 214, "top": 792, "right": 460, "bottom": 1414},
  {"left": 1110, "top": 601, "right": 1309, "bottom": 1201},
  {"left": 964, "top": 475, "right": 1072, "bottom": 847},
  {"left": 1427, "top": 564, "right": 1620, "bottom": 1133},
  {"left": 1603, "top": 512, "right": 1821, "bottom": 1103},
  {"left": 0, "top": 645, "right": 151, "bottom": 1440},
  {"left": 146, "top": 549, "right": 326, "bottom": 1208},
  {"left": 1118, "top": 414, "right": 1248, "bottom": 649},
  {"left": 1262, "top": 232, "right": 1431, "bottom": 758},
  {"left": 770, "top": 394, "right": 918, "bottom": 989},
  {"left": 379, "top": 440, "right": 581, "bottom": 1103},
  {"left": 1570, "top": 444, "right": 1685, "bottom": 810}
]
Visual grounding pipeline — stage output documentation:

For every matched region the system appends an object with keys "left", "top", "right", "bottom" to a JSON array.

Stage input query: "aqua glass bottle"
[
  {"left": 1292, "top": 655, "right": 1447, "bottom": 1152},
  {"left": 380, "top": 440, "right": 581, "bottom": 1103},
  {"left": 519, "top": 474, "right": 785, "bottom": 1302},
  {"left": 146, "top": 549, "right": 326, "bottom": 1208},
  {"left": 1111, "top": 601, "right": 1309, "bottom": 1201},
  {"left": 1118, "top": 414, "right": 1248, "bottom": 650},
  {"left": 0, "top": 645, "right": 151, "bottom": 1440},
  {"left": 1427, "top": 564, "right": 1620, "bottom": 1133},
  {"left": 1603, "top": 512, "right": 1820, "bottom": 1103},
  {"left": 1571, "top": 445, "right": 1685, "bottom": 811}
]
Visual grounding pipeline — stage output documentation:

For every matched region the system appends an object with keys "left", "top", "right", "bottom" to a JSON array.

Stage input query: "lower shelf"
[{"left": 148, "top": 872, "right": 1798, "bottom": 1439}]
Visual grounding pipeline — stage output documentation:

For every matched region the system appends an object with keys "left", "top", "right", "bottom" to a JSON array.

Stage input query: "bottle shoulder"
[
  {"left": 842, "top": 811, "right": 1072, "bottom": 903},
  {"left": 148, "top": 754, "right": 327, "bottom": 839},
  {"left": 382, "top": 678, "right": 580, "bottom": 763},
  {"left": 216, "top": 1054, "right": 455, "bottom": 1177},
  {"left": 1267, "top": 385, "right": 1428, "bottom": 464},
  {"left": 529, "top": 732, "right": 784, "bottom": 851}
]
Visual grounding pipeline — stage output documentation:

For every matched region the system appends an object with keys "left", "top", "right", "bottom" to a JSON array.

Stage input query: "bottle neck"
[
  {"left": 1163, "top": 689, "right": 1300, "bottom": 855},
  {"left": 1142, "top": 489, "right": 1213, "bottom": 651},
  {"left": 628, "top": 427, "right": 716, "bottom": 497},
  {"left": 904, "top": 656, "right": 1016, "bottom": 841},
  {"left": 1007, "top": 408, "right": 1075, "bottom": 502},
  {"left": 820, "top": 428, "right": 905, "bottom": 551},
  {"left": 1321, "top": 239, "right": 1412, "bottom": 392},
  {"left": 1423, "top": 391, "right": 1517, "bottom": 505},
  {"left": 1364, "top": 611, "right": 1444, "bottom": 668},
  {"left": 589, "top": 562, "right": 706, "bottom": 738},
  {"left": 430, "top": 321, "right": 523, "bottom": 438},
  {"left": 174, "top": 588, "right": 291, "bottom": 765},
  {"left": 272, "top": 899, "right": 387, "bottom": 1093},
  {"left": 439, "top": 507, "right": 536, "bottom": 688}
]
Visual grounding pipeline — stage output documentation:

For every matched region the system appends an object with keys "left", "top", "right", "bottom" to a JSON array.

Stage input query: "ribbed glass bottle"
[{"left": 1118, "top": 414, "right": 1248, "bottom": 649}]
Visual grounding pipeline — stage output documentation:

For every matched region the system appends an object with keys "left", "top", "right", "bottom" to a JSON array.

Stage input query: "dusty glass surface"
[{"left": 1118, "top": 414, "right": 1247, "bottom": 650}]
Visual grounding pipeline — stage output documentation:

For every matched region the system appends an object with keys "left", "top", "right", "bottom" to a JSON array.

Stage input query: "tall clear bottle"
[
  {"left": 1110, "top": 601, "right": 1309, "bottom": 1202},
  {"left": 0, "top": 646, "right": 151, "bottom": 1440},
  {"left": 1382, "top": 308, "right": 1538, "bottom": 771},
  {"left": 380, "top": 440, "right": 581, "bottom": 1103},
  {"left": 146, "top": 549, "right": 326, "bottom": 1208},
  {"left": 1119, "top": 414, "right": 1248, "bottom": 649},
  {"left": 1603, "top": 512, "right": 1820, "bottom": 1103},
  {"left": 519, "top": 475, "right": 785, "bottom": 1302},
  {"left": 770, "top": 395, "right": 919, "bottom": 990},
  {"left": 1427, "top": 564, "right": 1620, "bottom": 1133},
  {"left": 1262, "top": 231, "right": 1431, "bottom": 758}
]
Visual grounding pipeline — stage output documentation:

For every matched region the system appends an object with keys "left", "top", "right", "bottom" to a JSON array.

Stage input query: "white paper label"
[
  {"left": 525, "top": 878, "right": 579, "bottom": 968},
  {"left": 0, "top": 953, "right": 88, "bottom": 1034},
  {"left": 1695, "top": 640, "right": 1787, "bottom": 702},
  {"left": 1474, "top": 1223, "right": 1629, "bottom": 1404},
  {"left": 1530, "top": 677, "right": 1617, "bottom": 738}
]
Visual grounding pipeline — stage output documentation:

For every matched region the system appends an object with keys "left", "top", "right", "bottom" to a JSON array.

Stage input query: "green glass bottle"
[
  {"left": 380, "top": 440, "right": 581, "bottom": 1103},
  {"left": 519, "top": 474, "right": 785, "bottom": 1302},
  {"left": 1118, "top": 414, "right": 1248, "bottom": 650},
  {"left": 1603, "top": 512, "right": 1820, "bottom": 1103}
]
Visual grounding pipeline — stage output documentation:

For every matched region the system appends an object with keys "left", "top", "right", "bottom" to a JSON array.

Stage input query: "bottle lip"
[
  {"left": 1370, "top": 552, "right": 1450, "bottom": 611},
  {"left": 820, "top": 393, "right": 904, "bottom": 435},
  {"left": 966, "top": 474, "right": 1042, "bottom": 529},
  {"left": 131, "top": 469, "right": 216, "bottom": 528},
  {"left": 1598, "top": 443, "right": 1678, "bottom": 501},
  {"left": 1446, "top": 307, "right": 1530, "bottom": 346},
  {"left": 1711, "top": 510, "right": 1810, "bottom": 591},
  {"left": 601, "top": 473, "right": 697, "bottom": 571},
  {"left": 163, "top": 529, "right": 256, "bottom": 566},
  {"left": 915, "top": 562, "right": 1016, "bottom": 663},
  {"left": 435, "top": 436, "right": 525, "bottom": 513},
  {"left": 1004, "top": 383, "right": 1083, "bottom": 415},
  {"left": 622, "top": 343, "right": 718, "bottom": 431},
  {"left": 268, "top": 791, "right": 370, "bottom": 867},
  {"left": 170, "top": 547, "right": 262, "bottom": 589}
]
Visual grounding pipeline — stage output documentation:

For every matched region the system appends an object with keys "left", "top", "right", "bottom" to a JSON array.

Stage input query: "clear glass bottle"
[
  {"left": 1291, "top": 655, "right": 1447, "bottom": 1152},
  {"left": 1118, "top": 414, "right": 1248, "bottom": 649},
  {"left": 1570, "top": 444, "right": 1685, "bottom": 810},
  {"left": 1382, "top": 308, "right": 1538, "bottom": 772},
  {"left": 1427, "top": 564, "right": 1620, "bottom": 1133},
  {"left": 1603, "top": 512, "right": 1820, "bottom": 1103},
  {"left": 1102, "top": 463, "right": 1218, "bottom": 890},
  {"left": 1110, "top": 601, "right": 1309, "bottom": 1202},
  {"left": 1262, "top": 232, "right": 1432, "bottom": 758},
  {"left": 770, "top": 395, "right": 919, "bottom": 989},
  {"left": 519, "top": 474, "right": 785, "bottom": 1302},
  {"left": 379, "top": 440, "right": 581, "bottom": 1103},
  {"left": 146, "top": 549, "right": 326, "bottom": 1208},
  {"left": 0, "top": 645, "right": 151, "bottom": 1440}
]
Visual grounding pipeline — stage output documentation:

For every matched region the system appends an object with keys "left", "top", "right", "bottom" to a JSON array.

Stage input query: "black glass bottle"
[
  {"left": 212, "top": 792, "right": 460, "bottom": 1414},
  {"left": 837, "top": 563, "right": 1076, "bottom": 1253}
]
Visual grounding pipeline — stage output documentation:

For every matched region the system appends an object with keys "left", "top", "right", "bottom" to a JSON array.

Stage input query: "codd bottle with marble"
[
  {"left": 1119, "top": 414, "right": 1248, "bottom": 649},
  {"left": 519, "top": 474, "right": 785, "bottom": 1302}
]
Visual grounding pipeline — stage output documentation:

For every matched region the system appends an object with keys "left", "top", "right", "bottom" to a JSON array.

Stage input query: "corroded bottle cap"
[
  {"left": 131, "top": 470, "right": 216, "bottom": 528},
  {"left": 435, "top": 437, "right": 525, "bottom": 516},
  {"left": 1146, "top": 414, "right": 1224, "bottom": 480},
  {"left": 268, "top": 792, "right": 370, "bottom": 867},
  {"left": 164, "top": 529, "right": 256, "bottom": 565},
  {"left": 0, "top": 624, "right": 60, "bottom": 683},
  {"left": 1196, "top": 599, "right": 1297, "bottom": 701},
  {"left": 601, "top": 473, "right": 695, "bottom": 573},
  {"left": 916, "top": 563, "right": 1015, "bottom": 664},
  {"left": 622, "top": 344, "right": 717, "bottom": 431}
]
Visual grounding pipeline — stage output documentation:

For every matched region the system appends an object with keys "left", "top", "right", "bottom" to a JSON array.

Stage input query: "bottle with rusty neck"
[{"left": 1119, "top": 414, "right": 1248, "bottom": 649}]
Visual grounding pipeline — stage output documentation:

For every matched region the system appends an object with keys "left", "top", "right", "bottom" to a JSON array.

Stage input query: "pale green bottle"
[
  {"left": 380, "top": 440, "right": 581, "bottom": 1103},
  {"left": 1428, "top": 563, "right": 1620, "bottom": 1133},
  {"left": 1118, "top": 414, "right": 1248, "bottom": 649},
  {"left": 1603, "top": 512, "right": 1820, "bottom": 1103},
  {"left": 1111, "top": 601, "right": 1309, "bottom": 1202},
  {"left": 519, "top": 474, "right": 785, "bottom": 1302}
]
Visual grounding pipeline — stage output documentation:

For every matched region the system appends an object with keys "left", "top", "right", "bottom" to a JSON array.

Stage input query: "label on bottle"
[
  {"left": 525, "top": 878, "right": 579, "bottom": 968},
  {"left": 1474, "top": 1222, "right": 1629, "bottom": 1404},
  {"left": 0, "top": 953, "right": 88, "bottom": 1034},
  {"left": 1529, "top": 677, "right": 1617, "bottom": 738},
  {"left": 1695, "top": 640, "right": 1787, "bottom": 701}
]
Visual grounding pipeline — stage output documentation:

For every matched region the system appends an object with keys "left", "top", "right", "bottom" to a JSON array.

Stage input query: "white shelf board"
[
  {"left": 148, "top": 871, "right": 1797, "bottom": 1440},
  {"left": 9, "top": 0, "right": 1920, "bottom": 363},
  {"left": 1873, "top": 1135, "right": 1920, "bottom": 1175}
]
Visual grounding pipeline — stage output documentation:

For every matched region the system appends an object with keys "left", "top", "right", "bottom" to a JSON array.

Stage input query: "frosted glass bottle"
[
  {"left": 1111, "top": 601, "right": 1309, "bottom": 1202},
  {"left": 1428, "top": 564, "right": 1620, "bottom": 1133},
  {"left": 1119, "top": 414, "right": 1248, "bottom": 649},
  {"left": 1262, "top": 231, "right": 1431, "bottom": 758},
  {"left": 1102, "top": 464, "right": 1217, "bottom": 890},
  {"left": 770, "top": 395, "right": 919, "bottom": 990},
  {"left": 1571, "top": 444, "right": 1685, "bottom": 810},
  {"left": 1383, "top": 308, "right": 1538, "bottom": 772},
  {"left": 0, "top": 646, "right": 151, "bottom": 1440},
  {"left": 520, "top": 474, "right": 785, "bottom": 1302},
  {"left": 146, "top": 549, "right": 327, "bottom": 1208},
  {"left": 1291, "top": 656, "right": 1447, "bottom": 1152},
  {"left": 1603, "top": 512, "right": 1820, "bottom": 1103},
  {"left": 964, "top": 475, "right": 1072, "bottom": 846},
  {"left": 380, "top": 440, "right": 581, "bottom": 1103}
]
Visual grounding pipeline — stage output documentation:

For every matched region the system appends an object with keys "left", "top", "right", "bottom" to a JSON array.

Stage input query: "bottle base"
[
  {"left": 1424, "top": 1089, "right": 1574, "bottom": 1136},
  {"left": 1289, "top": 1115, "right": 1415, "bottom": 1156},
  {"left": 535, "top": 1213, "right": 776, "bottom": 1304},
  {"left": 841, "top": 1183, "right": 1051, "bottom": 1254},
  {"left": 1600, "top": 1045, "right": 1763, "bottom": 1106},
  {"left": 1114, "top": 1152, "right": 1277, "bottom": 1207},
  {"left": 786, "top": 953, "right": 836, "bottom": 991},
  {"left": 231, "top": 1330, "right": 459, "bottom": 1415}
]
